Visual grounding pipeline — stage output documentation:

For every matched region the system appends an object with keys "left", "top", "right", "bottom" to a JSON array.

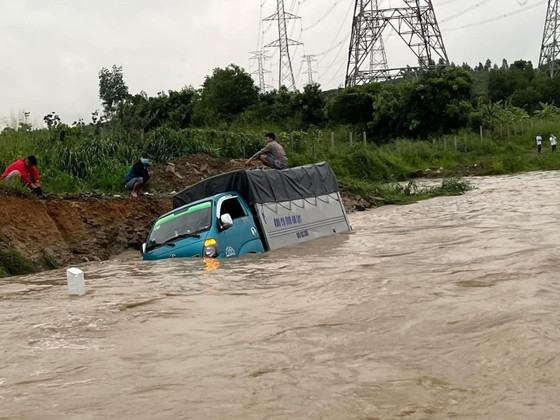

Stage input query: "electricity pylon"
[
  {"left": 264, "top": 0, "right": 302, "bottom": 90},
  {"left": 540, "top": 0, "right": 560, "bottom": 78},
  {"left": 346, "top": 0, "right": 449, "bottom": 87},
  {"left": 250, "top": 50, "right": 271, "bottom": 91},
  {"left": 302, "top": 55, "right": 317, "bottom": 85}
]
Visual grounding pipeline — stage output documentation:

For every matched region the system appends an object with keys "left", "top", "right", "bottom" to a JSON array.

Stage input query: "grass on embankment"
[
  {"left": 0, "top": 249, "right": 40, "bottom": 278},
  {"left": 341, "top": 177, "right": 472, "bottom": 207},
  {"left": 1, "top": 121, "right": 559, "bottom": 202}
]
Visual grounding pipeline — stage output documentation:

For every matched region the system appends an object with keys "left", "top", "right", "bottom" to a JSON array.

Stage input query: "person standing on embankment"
[
  {"left": 536, "top": 134, "right": 543, "bottom": 154},
  {"left": 1, "top": 155, "right": 44, "bottom": 197},
  {"left": 550, "top": 134, "right": 558, "bottom": 152}
]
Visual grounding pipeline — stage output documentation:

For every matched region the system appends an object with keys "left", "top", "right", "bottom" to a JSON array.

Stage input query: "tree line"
[{"left": 7, "top": 59, "right": 560, "bottom": 142}]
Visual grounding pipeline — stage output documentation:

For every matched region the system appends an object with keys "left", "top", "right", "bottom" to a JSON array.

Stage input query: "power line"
[
  {"left": 264, "top": 0, "right": 302, "bottom": 90},
  {"left": 440, "top": 0, "right": 493, "bottom": 24},
  {"left": 443, "top": 1, "right": 542, "bottom": 32},
  {"left": 317, "top": 0, "right": 355, "bottom": 64},
  {"left": 302, "top": 1, "right": 342, "bottom": 31}
]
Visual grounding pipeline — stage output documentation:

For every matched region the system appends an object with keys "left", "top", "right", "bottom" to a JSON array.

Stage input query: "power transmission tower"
[
  {"left": 346, "top": 0, "right": 449, "bottom": 87},
  {"left": 302, "top": 55, "right": 317, "bottom": 85},
  {"left": 250, "top": 50, "right": 271, "bottom": 91},
  {"left": 264, "top": 0, "right": 302, "bottom": 90},
  {"left": 540, "top": 0, "right": 560, "bottom": 78}
]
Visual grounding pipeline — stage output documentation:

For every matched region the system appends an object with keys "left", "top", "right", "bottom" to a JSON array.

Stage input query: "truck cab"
[{"left": 143, "top": 192, "right": 265, "bottom": 260}]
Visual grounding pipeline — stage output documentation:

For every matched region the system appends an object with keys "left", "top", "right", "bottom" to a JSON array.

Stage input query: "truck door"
[{"left": 218, "top": 196, "right": 260, "bottom": 257}]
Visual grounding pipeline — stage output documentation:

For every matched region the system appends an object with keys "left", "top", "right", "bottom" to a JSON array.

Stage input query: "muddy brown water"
[{"left": 2, "top": 172, "right": 560, "bottom": 420}]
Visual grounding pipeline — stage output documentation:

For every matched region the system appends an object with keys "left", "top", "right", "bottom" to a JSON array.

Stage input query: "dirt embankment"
[
  {"left": 0, "top": 154, "right": 371, "bottom": 277},
  {"left": 0, "top": 195, "right": 171, "bottom": 277}
]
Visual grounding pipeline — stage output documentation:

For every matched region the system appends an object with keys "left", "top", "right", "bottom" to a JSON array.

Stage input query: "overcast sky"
[{"left": 0, "top": 0, "right": 547, "bottom": 127}]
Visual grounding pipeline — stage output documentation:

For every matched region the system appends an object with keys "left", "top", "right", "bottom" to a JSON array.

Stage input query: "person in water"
[
  {"left": 125, "top": 157, "right": 151, "bottom": 197},
  {"left": 1, "top": 155, "right": 44, "bottom": 197},
  {"left": 246, "top": 132, "right": 288, "bottom": 170}
]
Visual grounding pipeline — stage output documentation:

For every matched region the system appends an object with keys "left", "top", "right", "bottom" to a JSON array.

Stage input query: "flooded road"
[{"left": 2, "top": 172, "right": 560, "bottom": 419}]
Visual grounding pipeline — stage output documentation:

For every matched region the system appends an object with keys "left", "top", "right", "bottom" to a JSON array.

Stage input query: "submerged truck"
[{"left": 142, "top": 162, "right": 351, "bottom": 260}]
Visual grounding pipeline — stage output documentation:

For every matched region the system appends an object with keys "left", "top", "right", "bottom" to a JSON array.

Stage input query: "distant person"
[
  {"left": 536, "top": 134, "right": 543, "bottom": 154},
  {"left": 246, "top": 132, "right": 288, "bottom": 170},
  {"left": 1, "top": 155, "right": 44, "bottom": 197},
  {"left": 125, "top": 157, "right": 151, "bottom": 197},
  {"left": 551, "top": 134, "right": 558, "bottom": 152}
]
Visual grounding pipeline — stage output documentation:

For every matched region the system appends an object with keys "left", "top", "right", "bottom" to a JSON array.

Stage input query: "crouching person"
[
  {"left": 1, "top": 155, "right": 44, "bottom": 197},
  {"left": 246, "top": 132, "right": 288, "bottom": 170},
  {"left": 125, "top": 157, "right": 151, "bottom": 197}
]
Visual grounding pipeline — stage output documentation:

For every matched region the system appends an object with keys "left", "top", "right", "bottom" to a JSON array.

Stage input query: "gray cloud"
[{"left": 0, "top": 0, "right": 548, "bottom": 127}]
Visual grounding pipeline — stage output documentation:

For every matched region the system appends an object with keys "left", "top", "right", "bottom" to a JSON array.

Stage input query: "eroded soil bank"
[{"left": 0, "top": 195, "right": 171, "bottom": 277}]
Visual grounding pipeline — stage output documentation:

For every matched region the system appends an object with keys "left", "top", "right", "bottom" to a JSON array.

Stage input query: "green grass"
[
  {"left": 0, "top": 249, "right": 40, "bottom": 277},
  {"left": 2, "top": 119, "right": 560, "bottom": 199},
  {"left": 341, "top": 178, "right": 473, "bottom": 206}
]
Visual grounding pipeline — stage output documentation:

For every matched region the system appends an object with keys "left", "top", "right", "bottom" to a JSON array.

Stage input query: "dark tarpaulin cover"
[{"left": 173, "top": 162, "right": 339, "bottom": 209}]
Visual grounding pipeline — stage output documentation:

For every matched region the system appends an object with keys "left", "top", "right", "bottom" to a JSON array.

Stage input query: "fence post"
[
  {"left": 312, "top": 134, "right": 317, "bottom": 160},
  {"left": 363, "top": 131, "right": 367, "bottom": 146},
  {"left": 349, "top": 131, "right": 353, "bottom": 146},
  {"left": 454, "top": 136, "right": 457, "bottom": 152},
  {"left": 480, "top": 125, "right": 483, "bottom": 142},
  {"left": 330, "top": 131, "right": 335, "bottom": 152}
]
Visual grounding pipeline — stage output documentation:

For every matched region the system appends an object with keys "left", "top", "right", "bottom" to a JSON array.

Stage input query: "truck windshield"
[{"left": 147, "top": 202, "right": 212, "bottom": 251}]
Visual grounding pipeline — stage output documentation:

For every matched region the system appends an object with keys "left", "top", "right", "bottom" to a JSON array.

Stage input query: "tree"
[
  {"left": 116, "top": 87, "right": 196, "bottom": 134},
  {"left": 192, "top": 65, "right": 259, "bottom": 125},
  {"left": 43, "top": 112, "right": 61, "bottom": 130},
  {"left": 294, "top": 84, "right": 326, "bottom": 128},
  {"left": 328, "top": 89, "right": 373, "bottom": 129},
  {"left": 371, "top": 67, "right": 474, "bottom": 138},
  {"left": 98, "top": 65, "right": 129, "bottom": 118}
]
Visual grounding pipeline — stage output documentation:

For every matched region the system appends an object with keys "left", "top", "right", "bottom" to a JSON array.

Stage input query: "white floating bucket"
[{"left": 67, "top": 267, "right": 86, "bottom": 296}]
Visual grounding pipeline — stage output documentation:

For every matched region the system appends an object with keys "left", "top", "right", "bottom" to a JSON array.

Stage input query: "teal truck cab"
[
  {"left": 142, "top": 162, "right": 351, "bottom": 260},
  {"left": 143, "top": 192, "right": 265, "bottom": 259}
]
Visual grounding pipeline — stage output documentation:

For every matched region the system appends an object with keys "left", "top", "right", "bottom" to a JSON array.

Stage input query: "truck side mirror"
[{"left": 220, "top": 214, "right": 234, "bottom": 230}]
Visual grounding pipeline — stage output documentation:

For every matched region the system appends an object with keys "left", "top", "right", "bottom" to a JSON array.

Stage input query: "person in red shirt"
[{"left": 1, "top": 155, "right": 44, "bottom": 196}]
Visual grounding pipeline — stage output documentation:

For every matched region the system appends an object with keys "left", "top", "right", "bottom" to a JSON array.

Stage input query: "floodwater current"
[{"left": 1, "top": 172, "right": 560, "bottom": 419}]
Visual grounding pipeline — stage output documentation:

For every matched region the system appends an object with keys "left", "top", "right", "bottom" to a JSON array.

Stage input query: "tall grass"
[{"left": 1, "top": 119, "right": 560, "bottom": 195}]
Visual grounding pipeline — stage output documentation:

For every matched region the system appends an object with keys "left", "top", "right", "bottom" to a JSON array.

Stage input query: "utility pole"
[
  {"left": 250, "top": 50, "right": 271, "bottom": 91},
  {"left": 302, "top": 54, "right": 317, "bottom": 85},
  {"left": 264, "top": 0, "right": 302, "bottom": 91},
  {"left": 346, "top": 0, "right": 449, "bottom": 87},
  {"left": 540, "top": 0, "right": 560, "bottom": 78}
]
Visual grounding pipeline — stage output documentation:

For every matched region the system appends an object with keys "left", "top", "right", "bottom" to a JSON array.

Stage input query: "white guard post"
[{"left": 67, "top": 267, "right": 86, "bottom": 296}]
